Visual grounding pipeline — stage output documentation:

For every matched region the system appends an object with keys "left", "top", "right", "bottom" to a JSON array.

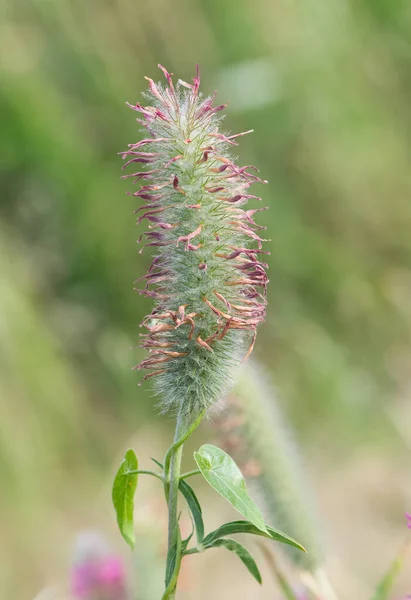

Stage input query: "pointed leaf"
[
  {"left": 112, "top": 448, "right": 138, "bottom": 549},
  {"left": 179, "top": 479, "right": 204, "bottom": 543},
  {"left": 370, "top": 541, "right": 409, "bottom": 600},
  {"left": 151, "top": 457, "right": 163, "bottom": 469},
  {"left": 203, "top": 520, "right": 305, "bottom": 553},
  {"left": 210, "top": 538, "right": 262, "bottom": 584},
  {"left": 194, "top": 444, "right": 268, "bottom": 533}
]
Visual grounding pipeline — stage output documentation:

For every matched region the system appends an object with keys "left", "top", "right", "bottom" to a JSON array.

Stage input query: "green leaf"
[
  {"left": 370, "top": 541, "right": 409, "bottom": 600},
  {"left": 203, "top": 520, "right": 306, "bottom": 553},
  {"left": 210, "top": 538, "right": 262, "bottom": 584},
  {"left": 194, "top": 444, "right": 268, "bottom": 533},
  {"left": 179, "top": 479, "right": 204, "bottom": 543},
  {"left": 112, "top": 448, "right": 138, "bottom": 550}
]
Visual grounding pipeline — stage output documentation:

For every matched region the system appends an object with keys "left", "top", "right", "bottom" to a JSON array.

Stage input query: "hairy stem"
[
  {"left": 164, "top": 447, "right": 184, "bottom": 598},
  {"left": 163, "top": 409, "right": 206, "bottom": 599},
  {"left": 127, "top": 469, "right": 163, "bottom": 480},
  {"left": 179, "top": 469, "right": 201, "bottom": 480},
  {"left": 164, "top": 409, "right": 206, "bottom": 488}
]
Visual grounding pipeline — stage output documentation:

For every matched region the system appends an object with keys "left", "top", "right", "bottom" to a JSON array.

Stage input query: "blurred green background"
[{"left": 1, "top": 0, "right": 410, "bottom": 598}]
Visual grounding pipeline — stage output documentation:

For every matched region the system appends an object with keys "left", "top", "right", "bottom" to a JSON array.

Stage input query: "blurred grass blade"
[
  {"left": 370, "top": 541, "right": 410, "bottom": 600},
  {"left": 112, "top": 448, "right": 138, "bottom": 549},
  {"left": 210, "top": 538, "right": 263, "bottom": 584},
  {"left": 194, "top": 444, "right": 268, "bottom": 533},
  {"left": 259, "top": 542, "right": 299, "bottom": 600},
  {"left": 203, "top": 520, "right": 305, "bottom": 553}
]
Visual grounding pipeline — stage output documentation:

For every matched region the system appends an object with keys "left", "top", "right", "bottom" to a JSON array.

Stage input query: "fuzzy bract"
[{"left": 121, "top": 65, "right": 268, "bottom": 417}]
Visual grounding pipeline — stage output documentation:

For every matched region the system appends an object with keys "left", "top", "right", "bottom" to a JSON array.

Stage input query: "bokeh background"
[{"left": 1, "top": 0, "right": 411, "bottom": 598}]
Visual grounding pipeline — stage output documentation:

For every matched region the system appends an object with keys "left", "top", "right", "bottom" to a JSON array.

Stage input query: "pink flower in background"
[
  {"left": 99, "top": 556, "right": 125, "bottom": 585},
  {"left": 405, "top": 512, "right": 411, "bottom": 529},
  {"left": 294, "top": 590, "right": 309, "bottom": 600},
  {"left": 71, "top": 531, "right": 128, "bottom": 600}
]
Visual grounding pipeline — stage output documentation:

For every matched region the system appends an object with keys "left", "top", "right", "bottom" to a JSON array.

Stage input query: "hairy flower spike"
[
  {"left": 122, "top": 65, "right": 268, "bottom": 416},
  {"left": 216, "top": 362, "right": 325, "bottom": 574}
]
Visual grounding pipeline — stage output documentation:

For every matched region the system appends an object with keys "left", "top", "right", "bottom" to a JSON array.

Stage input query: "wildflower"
[
  {"left": 122, "top": 65, "right": 268, "bottom": 416},
  {"left": 71, "top": 531, "right": 128, "bottom": 600},
  {"left": 406, "top": 512, "right": 411, "bottom": 529}
]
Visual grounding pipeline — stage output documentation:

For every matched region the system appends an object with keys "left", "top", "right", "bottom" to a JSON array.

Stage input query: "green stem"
[
  {"left": 162, "top": 409, "right": 206, "bottom": 599},
  {"left": 259, "top": 543, "right": 299, "bottom": 600},
  {"left": 164, "top": 409, "right": 206, "bottom": 490},
  {"left": 127, "top": 469, "right": 163, "bottom": 481},
  {"left": 179, "top": 469, "right": 200, "bottom": 481}
]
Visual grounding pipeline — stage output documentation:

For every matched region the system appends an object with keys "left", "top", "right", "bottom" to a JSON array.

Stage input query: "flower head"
[
  {"left": 71, "top": 531, "right": 127, "bottom": 600},
  {"left": 406, "top": 512, "right": 411, "bottom": 529},
  {"left": 122, "top": 65, "right": 268, "bottom": 416}
]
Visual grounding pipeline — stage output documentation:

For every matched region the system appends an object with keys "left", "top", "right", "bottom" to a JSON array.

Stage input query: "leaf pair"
[
  {"left": 185, "top": 444, "right": 305, "bottom": 585},
  {"left": 196, "top": 518, "right": 304, "bottom": 585},
  {"left": 202, "top": 520, "right": 305, "bottom": 551}
]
